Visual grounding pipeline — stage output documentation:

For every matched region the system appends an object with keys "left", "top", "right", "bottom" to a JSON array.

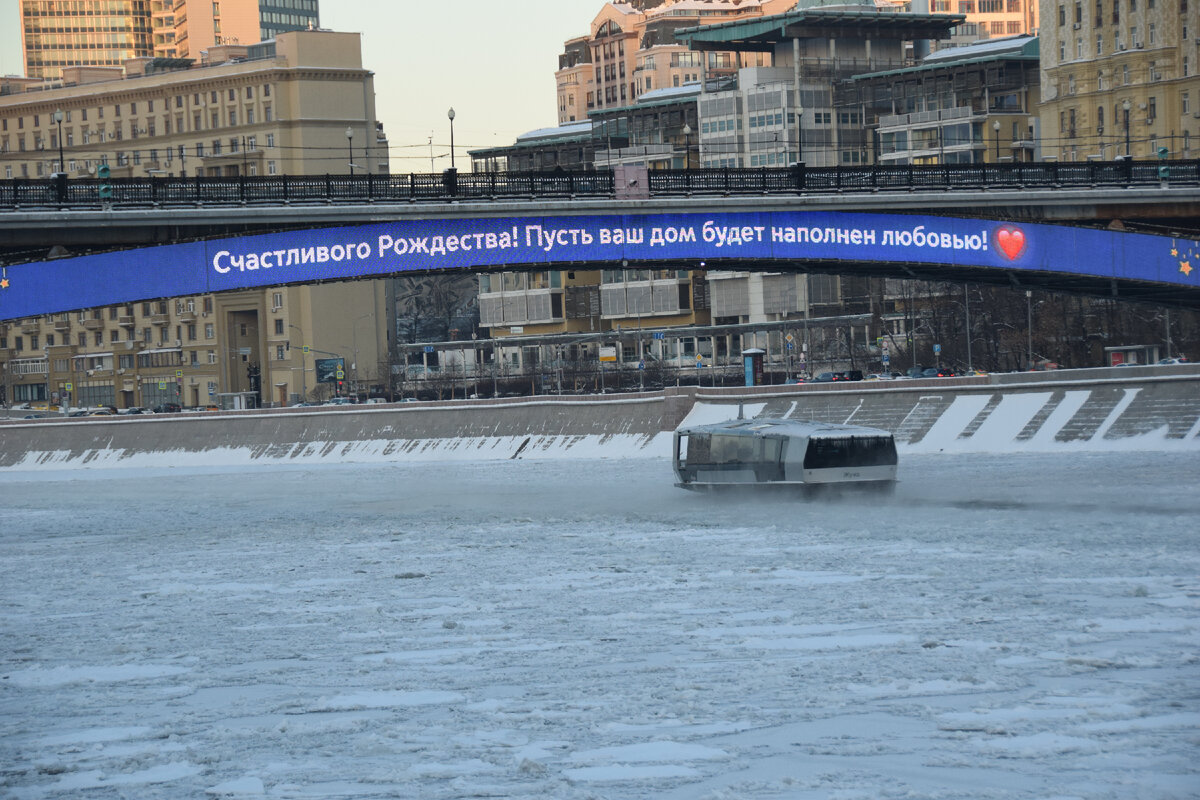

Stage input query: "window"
[
  {"left": 1182, "top": 93, "right": 1190, "bottom": 115},
  {"left": 275, "top": 345, "right": 286, "bottom": 361},
  {"left": 205, "top": 323, "right": 215, "bottom": 339},
  {"left": 1059, "top": 4, "right": 1066, "bottom": 23},
  {"left": 1148, "top": 97, "right": 1156, "bottom": 120},
  {"left": 274, "top": 319, "right": 284, "bottom": 335}
]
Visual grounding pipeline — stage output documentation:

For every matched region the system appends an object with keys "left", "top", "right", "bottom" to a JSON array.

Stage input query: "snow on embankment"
[{"left": 1, "top": 371, "right": 1197, "bottom": 470}]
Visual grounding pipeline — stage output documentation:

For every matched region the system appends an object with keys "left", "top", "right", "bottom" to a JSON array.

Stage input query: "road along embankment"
[{"left": 1, "top": 367, "right": 1197, "bottom": 471}]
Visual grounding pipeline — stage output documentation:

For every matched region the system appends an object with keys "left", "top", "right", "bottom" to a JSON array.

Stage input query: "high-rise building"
[
  {"left": 17, "top": 0, "right": 320, "bottom": 78},
  {"left": 172, "top": 0, "right": 320, "bottom": 59},
  {"left": 19, "top": 0, "right": 155, "bottom": 80}
]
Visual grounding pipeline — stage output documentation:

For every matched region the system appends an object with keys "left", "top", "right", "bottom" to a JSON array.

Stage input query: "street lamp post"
[
  {"left": 345, "top": 126, "right": 354, "bottom": 175},
  {"left": 992, "top": 120, "right": 1001, "bottom": 162},
  {"left": 1122, "top": 99, "right": 1131, "bottom": 157},
  {"left": 53, "top": 109, "right": 65, "bottom": 173},
  {"left": 447, "top": 108, "right": 456, "bottom": 171},
  {"left": 682, "top": 123, "right": 693, "bottom": 169},
  {"left": 1026, "top": 289, "right": 1033, "bottom": 370},
  {"left": 288, "top": 323, "right": 307, "bottom": 402}
]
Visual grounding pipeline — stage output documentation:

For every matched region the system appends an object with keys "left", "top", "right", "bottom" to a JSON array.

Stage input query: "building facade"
[
  {"left": 555, "top": 0, "right": 791, "bottom": 126},
  {"left": 0, "top": 30, "right": 394, "bottom": 410},
  {"left": 17, "top": 0, "right": 320, "bottom": 78},
  {"left": 1039, "top": 0, "right": 1199, "bottom": 161},
  {"left": 851, "top": 35, "right": 1042, "bottom": 164},
  {"left": 19, "top": 0, "right": 155, "bottom": 80}
]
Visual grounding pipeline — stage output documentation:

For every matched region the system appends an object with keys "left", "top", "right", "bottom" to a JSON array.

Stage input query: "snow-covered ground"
[{"left": 1, "top": 453, "right": 1198, "bottom": 799}]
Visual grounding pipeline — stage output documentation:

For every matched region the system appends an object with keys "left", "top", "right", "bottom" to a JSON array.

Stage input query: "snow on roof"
[
  {"left": 923, "top": 34, "right": 1037, "bottom": 62},
  {"left": 636, "top": 82, "right": 703, "bottom": 103},
  {"left": 514, "top": 121, "right": 594, "bottom": 143}
]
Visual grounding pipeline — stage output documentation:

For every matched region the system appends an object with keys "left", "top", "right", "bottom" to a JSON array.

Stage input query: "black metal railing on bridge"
[{"left": 1, "top": 160, "right": 1195, "bottom": 210}]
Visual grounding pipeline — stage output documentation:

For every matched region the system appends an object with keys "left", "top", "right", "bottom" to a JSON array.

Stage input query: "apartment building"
[
  {"left": 1, "top": 30, "right": 385, "bottom": 180},
  {"left": 1039, "top": 0, "right": 1199, "bottom": 160},
  {"left": 0, "top": 30, "right": 394, "bottom": 409},
  {"left": 556, "top": 0, "right": 792, "bottom": 126}
]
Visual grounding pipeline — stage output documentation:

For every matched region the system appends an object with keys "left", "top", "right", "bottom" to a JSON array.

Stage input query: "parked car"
[
  {"left": 921, "top": 367, "right": 956, "bottom": 378},
  {"left": 834, "top": 370, "right": 864, "bottom": 381},
  {"left": 153, "top": 403, "right": 182, "bottom": 413},
  {"left": 812, "top": 372, "right": 837, "bottom": 382},
  {"left": 1158, "top": 357, "right": 1190, "bottom": 365},
  {"left": 324, "top": 397, "right": 355, "bottom": 406}
]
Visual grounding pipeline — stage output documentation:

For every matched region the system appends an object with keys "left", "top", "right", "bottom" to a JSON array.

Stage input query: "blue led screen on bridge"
[{"left": 1, "top": 210, "right": 1197, "bottom": 320}]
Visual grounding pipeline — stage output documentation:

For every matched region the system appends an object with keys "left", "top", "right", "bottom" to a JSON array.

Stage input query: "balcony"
[
  {"left": 178, "top": 311, "right": 197, "bottom": 322},
  {"left": 118, "top": 315, "right": 135, "bottom": 327},
  {"left": 150, "top": 314, "right": 169, "bottom": 325},
  {"left": 82, "top": 318, "right": 104, "bottom": 330},
  {"left": 53, "top": 318, "right": 71, "bottom": 332},
  {"left": 20, "top": 321, "right": 40, "bottom": 334}
]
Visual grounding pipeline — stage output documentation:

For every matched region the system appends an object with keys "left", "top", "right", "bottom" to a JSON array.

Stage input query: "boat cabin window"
[
  {"left": 804, "top": 436, "right": 897, "bottom": 470},
  {"left": 680, "top": 433, "right": 782, "bottom": 466}
]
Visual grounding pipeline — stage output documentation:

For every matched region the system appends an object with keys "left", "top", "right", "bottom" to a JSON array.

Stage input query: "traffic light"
[
  {"left": 336, "top": 380, "right": 345, "bottom": 395},
  {"left": 97, "top": 163, "right": 112, "bottom": 200},
  {"left": 1157, "top": 146, "right": 1170, "bottom": 179}
]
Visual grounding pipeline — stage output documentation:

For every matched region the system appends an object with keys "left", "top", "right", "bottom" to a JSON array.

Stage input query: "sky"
[{"left": 0, "top": 0, "right": 607, "bottom": 171}]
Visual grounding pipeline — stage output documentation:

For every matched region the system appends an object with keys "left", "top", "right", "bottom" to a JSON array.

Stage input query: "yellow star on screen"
[
  {"left": 1181, "top": 261, "right": 1194, "bottom": 277},
  {"left": 0, "top": 278, "right": 9, "bottom": 289},
  {"left": 1171, "top": 248, "right": 1179, "bottom": 257}
]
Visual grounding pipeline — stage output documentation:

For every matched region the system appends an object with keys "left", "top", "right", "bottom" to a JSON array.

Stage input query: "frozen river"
[{"left": 2, "top": 452, "right": 1198, "bottom": 799}]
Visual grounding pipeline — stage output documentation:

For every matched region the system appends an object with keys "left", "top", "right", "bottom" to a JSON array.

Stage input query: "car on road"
[
  {"left": 324, "top": 397, "right": 355, "bottom": 406},
  {"left": 921, "top": 367, "right": 956, "bottom": 378},
  {"left": 812, "top": 372, "right": 837, "bottom": 382},
  {"left": 153, "top": 403, "right": 182, "bottom": 413},
  {"left": 1158, "top": 357, "right": 1190, "bottom": 365}
]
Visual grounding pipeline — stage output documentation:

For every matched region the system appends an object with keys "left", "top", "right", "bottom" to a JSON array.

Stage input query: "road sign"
[
  {"left": 335, "top": 370, "right": 345, "bottom": 379},
  {"left": 786, "top": 342, "right": 794, "bottom": 351},
  {"left": 652, "top": 332, "right": 665, "bottom": 340},
  {"left": 175, "top": 370, "right": 183, "bottom": 378},
  {"left": 158, "top": 381, "right": 166, "bottom": 390},
  {"left": 882, "top": 354, "right": 890, "bottom": 365},
  {"left": 933, "top": 344, "right": 941, "bottom": 355},
  {"left": 423, "top": 345, "right": 434, "bottom": 353},
  {"left": 785, "top": 333, "right": 794, "bottom": 343},
  {"left": 302, "top": 345, "right": 310, "bottom": 354},
  {"left": 638, "top": 360, "right": 645, "bottom": 370},
  {"left": 65, "top": 382, "right": 73, "bottom": 392}
]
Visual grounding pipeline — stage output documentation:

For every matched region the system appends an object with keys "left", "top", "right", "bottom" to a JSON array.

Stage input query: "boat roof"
[{"left": 679, "top": 417, "right": 894, "bottom": 438}]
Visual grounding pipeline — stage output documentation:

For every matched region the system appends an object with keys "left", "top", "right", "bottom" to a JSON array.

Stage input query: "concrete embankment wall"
[{"left": 1, "top": 367, "right": 1197, "bottom": 471}]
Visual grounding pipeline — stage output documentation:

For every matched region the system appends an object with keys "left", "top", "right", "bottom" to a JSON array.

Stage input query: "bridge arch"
[{"left": 2, "top": 209, "right": 1198, "bottom": 320}]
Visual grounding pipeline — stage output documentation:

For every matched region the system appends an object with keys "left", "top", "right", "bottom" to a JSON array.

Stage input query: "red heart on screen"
[{"left": 996, "top": 226, "right": 1026, "bottom": 261}]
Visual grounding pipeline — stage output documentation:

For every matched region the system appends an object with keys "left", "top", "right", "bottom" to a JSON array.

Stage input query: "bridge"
[{"left": 1, "top": 163, "right": 1199, "bottom": 321}]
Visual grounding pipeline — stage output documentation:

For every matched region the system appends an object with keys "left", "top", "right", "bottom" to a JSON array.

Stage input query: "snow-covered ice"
[{"left": 1, "top": 452, "right": 1198, "bottom": 798}]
